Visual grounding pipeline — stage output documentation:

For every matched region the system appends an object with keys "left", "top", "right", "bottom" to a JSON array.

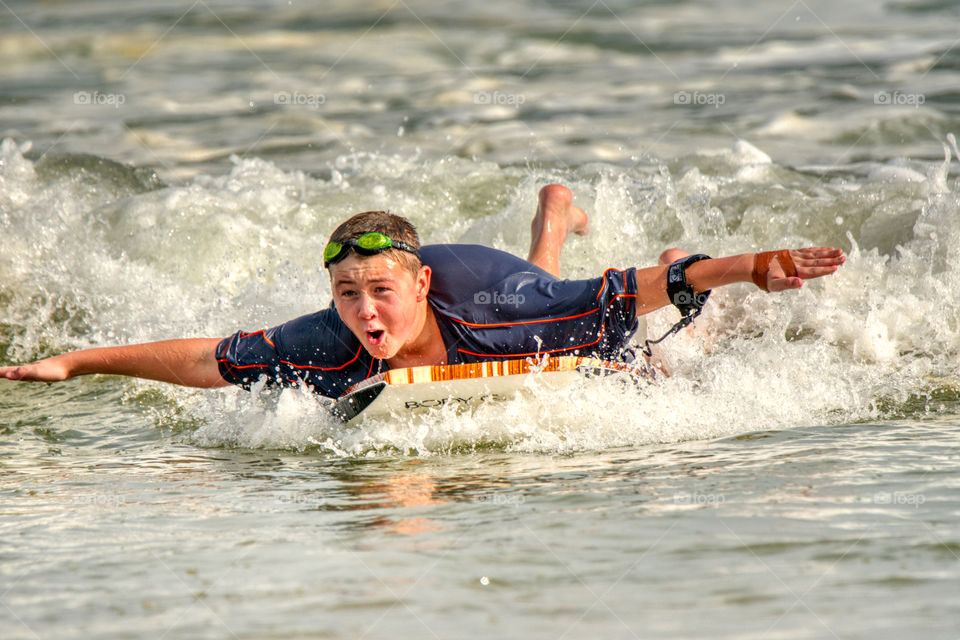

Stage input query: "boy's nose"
[{"left": 358, "top": 294, "right": 377, "bottom": 318}]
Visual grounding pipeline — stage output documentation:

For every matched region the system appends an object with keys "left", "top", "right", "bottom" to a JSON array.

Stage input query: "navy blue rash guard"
[{"left": 216, "top": 244, "right": 641, "bottom": 399}]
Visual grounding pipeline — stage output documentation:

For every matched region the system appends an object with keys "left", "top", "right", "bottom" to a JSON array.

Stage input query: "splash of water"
[{"left": 2, "top": 136, "right": 958, "bottom": 454}]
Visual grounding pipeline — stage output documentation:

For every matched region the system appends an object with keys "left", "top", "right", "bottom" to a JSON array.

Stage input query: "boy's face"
[{"left": 329, "top": 253, "right": 430, "bottom": 361}]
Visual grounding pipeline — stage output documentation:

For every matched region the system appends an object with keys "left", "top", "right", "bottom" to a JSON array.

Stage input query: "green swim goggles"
[{"left": 323, "top": 232, "right": 421, "bottom": 268}]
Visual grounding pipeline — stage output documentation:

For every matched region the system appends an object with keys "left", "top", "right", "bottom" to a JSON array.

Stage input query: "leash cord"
[{"left": 639, "top": 306, "right": 703, "bottom": 358}]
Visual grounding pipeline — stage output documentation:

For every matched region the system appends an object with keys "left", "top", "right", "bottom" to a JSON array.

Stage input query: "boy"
[{"left": 0, "top": 185, "right": 844, "bottom": 398}]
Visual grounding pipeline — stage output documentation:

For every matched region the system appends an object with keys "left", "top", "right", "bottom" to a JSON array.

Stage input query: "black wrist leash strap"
[{"left": 639, "top": 254, "right": 712, "bottom": 358}]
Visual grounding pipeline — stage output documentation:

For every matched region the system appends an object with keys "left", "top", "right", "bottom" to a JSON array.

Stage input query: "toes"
[{"left": 570, "top": 205, "right": 589, "bottom": 235}]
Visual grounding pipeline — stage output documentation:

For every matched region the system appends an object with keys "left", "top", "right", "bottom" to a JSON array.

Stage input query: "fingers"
[
  {"left": 769, "top": 265, "right": 839, "bottom": 289},
  {"left": 0, "top": 366, "right": 25, "bottom": 381},
  {"left": 800, "top": 265, "right": 842, "bottom": 278},
  {"left": 765, "top": 247, "right": 844, "bottom": 291},
  {"left": 790, "top": 247, "right": 845, "bottom": 262},
  {"left": 0, "top": 363, "right": 60, "bottom": 383},
  {"left": 788, "top": 247, "right": 845, "bottom": 279},
  {"left": 790, "top": 246, "right": 844, "bottom": 257}
]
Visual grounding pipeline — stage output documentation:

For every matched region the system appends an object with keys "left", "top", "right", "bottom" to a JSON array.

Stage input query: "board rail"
[
  {"left": 341, "top": 356, "right": 634, "bottom": 394},
  {"left": 332, "top": 356, "right": 643, "bottom": 424}
]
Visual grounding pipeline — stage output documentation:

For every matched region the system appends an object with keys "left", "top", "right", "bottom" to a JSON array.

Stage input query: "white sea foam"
[{"left": 2, "top": 137, "right": 958, "bottom": 455}]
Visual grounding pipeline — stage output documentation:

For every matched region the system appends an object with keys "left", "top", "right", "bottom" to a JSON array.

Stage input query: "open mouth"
[{"left": 366, "top": 329, "right": 385, "bottom": 345}]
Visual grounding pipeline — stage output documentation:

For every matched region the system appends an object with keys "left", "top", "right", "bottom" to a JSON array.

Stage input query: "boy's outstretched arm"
[
  {"left": 635, "top": 247, "right": 845, "bottom": 313},
  {"left": 0, "top": 338, "right": 229, "bottom": 388}
]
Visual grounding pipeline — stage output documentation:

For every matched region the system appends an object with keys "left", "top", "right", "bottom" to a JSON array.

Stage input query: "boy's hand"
[
  {"left": 764, "top": 247, "right": 845, "bottom": 292},
  {"left": 0, "top": 358, "right": 70, "bottom": 383}
]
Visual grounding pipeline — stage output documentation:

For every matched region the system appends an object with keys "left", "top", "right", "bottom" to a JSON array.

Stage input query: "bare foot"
[{"left": 527, "top": 184, "right": 589, "bottom": 277}]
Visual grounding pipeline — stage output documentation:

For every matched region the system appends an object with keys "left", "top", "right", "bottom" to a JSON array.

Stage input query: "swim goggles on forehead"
[{"left": 323, "top": 232, "right": 421, "bottom": 268}]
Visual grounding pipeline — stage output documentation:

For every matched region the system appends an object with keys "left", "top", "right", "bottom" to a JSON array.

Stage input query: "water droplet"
[{"left": 480, "top": 576, "right": 490, "bottom": 586}]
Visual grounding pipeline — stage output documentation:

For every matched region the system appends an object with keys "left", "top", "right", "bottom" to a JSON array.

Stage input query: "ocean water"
[{"left": 2, "top": 1, "right": 960, "bottom": 638}]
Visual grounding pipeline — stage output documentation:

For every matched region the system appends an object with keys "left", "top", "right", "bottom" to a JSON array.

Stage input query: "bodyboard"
[{"left": 330, "top": 356, "right": 641, "bottom": 425}]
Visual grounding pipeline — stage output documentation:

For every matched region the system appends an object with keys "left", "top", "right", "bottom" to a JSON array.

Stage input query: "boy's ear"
[{"left": 416, "top": 265, "right": 431, "bottom": 302}]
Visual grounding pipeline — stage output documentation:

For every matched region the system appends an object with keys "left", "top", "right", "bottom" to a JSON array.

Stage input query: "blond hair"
[{"left": 327, "top": 211, "right": 422, "bottom": 277}]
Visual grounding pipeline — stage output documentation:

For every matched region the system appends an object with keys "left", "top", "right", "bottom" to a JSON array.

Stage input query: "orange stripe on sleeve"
[
  {"left": 279, "top": 345, "right": 363, "bottom": 371},
  {"left": 224, "top": 363, "right": 270, "bottom": 369},
  {"left": 595, "top": 268, "right": 622, "bottom": 300},
  {"left": 238, "top": 330, "right": 275, "bottom": 348}
]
